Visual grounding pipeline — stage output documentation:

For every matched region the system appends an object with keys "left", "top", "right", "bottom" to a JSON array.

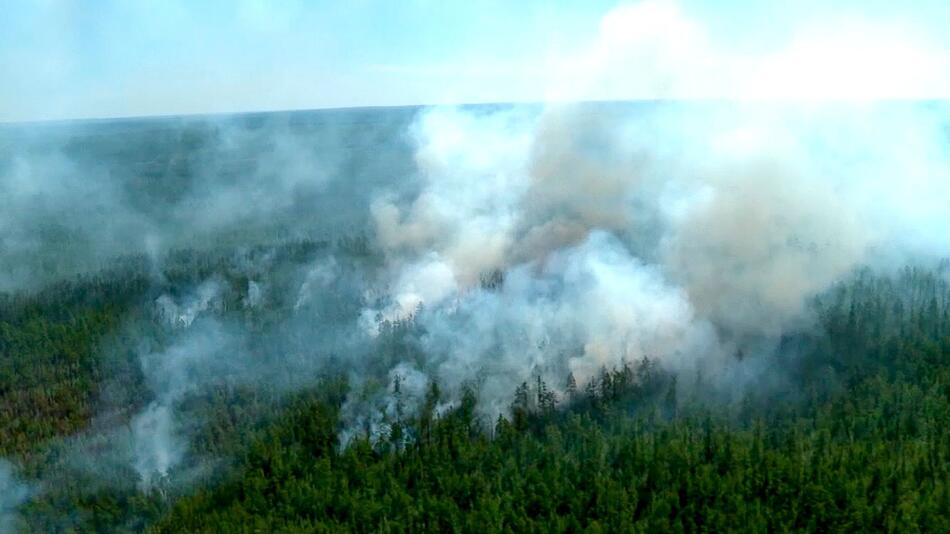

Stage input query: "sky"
[{"left": 1, "top": 0, "right": 949, "bottom": 122}]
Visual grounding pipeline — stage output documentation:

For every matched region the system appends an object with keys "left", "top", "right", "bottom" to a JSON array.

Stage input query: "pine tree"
[{"left": 566, "top": 372, "right": 577, "bottom": 400}]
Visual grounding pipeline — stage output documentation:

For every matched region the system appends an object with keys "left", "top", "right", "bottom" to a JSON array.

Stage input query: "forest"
[
  {"left": 1, "top": 104, "right": 949, "bottom": 532},
  {"left": 0, "top": 237, "right": 947, "bottom": 532}
]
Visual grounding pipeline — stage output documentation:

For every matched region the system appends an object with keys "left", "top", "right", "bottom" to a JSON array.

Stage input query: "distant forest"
[{"left": 1, "top": 106, "right": 949, "bottom": 532}]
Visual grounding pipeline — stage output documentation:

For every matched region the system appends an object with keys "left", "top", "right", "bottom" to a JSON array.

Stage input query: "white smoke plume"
[
  {"left": 243, "top": 280, "right": 264, "bottom": 308},
  {"left": 353, "top": 0, "right": 950, "bottom": 426},
  {"left": 338, "top": 362, "right": 433, "bottom": 448},
  {"left": 3, "top": 0, "right": 950, "bottom": 505},
  {"left": 0, "top": 460, "right": 31, "bottom": 533},
  {"left": 131, "top": 315, "right": 236, "bottom": 488},
  {"left": 416, "top": 231, "right": 716, "bottom": 418},
  {"left": 155, "top": 278, "right": 224, "bottom": 328},
  {"left": 356, "top": 97, "right": 950, "bottom": 426},
  {"left": 294, "top": 257, "right": 340, "bottom": 311}
]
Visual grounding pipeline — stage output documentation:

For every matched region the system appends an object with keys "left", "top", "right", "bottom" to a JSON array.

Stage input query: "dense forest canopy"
[{"left": 0, "top": 103, "right": 948, "bottom": 532}]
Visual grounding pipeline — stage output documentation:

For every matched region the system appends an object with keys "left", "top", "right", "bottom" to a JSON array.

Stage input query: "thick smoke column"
[
  {"left": 348, "top": 4, "right": 950, "bottom": 427},
  {"left": 358, "top": 98, "right": 950, "bottom": 425},
  {"left": 360, "top": 102, "right": 949, "bottom": 426},
  {"left": 3, "top": 3, "right": 950, "bottom": 521}
]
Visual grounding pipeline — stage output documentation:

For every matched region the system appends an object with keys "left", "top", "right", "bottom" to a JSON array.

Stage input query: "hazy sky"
[{"left": 2, "top": 0, "right": 949, "bottom": 122}]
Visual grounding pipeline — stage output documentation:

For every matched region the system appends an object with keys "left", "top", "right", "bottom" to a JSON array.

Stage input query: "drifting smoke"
[
  {"left": 348, "top": 0, "right": 950, "bottom": 422},
  {"left": 155, "top": 278, "right": 224, "bottom": 329},
  {"left": 338, "top": 362, "right": 434, "bottom": 448},
  {"left": 131, "top": 314, "right": 235, "bottom": 487},
  {"left": 2, "top": 0, "right": 950, "bottom": 525},
  {"left": 0, "top": 460, "right": 31, "bottom": 532},
  {"left": 357, "top": 99, "right": 950, "bottom": 425},
  {"left": 0, "top": 108, "right": 416, "bottom": 292},
  {"left": 413, "top": 231, "right": 715, "bottom": 417}
]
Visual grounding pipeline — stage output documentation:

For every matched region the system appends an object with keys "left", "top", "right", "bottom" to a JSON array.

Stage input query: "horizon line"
[{"left": 3, "top": 97, "right": 948, "bottom": 126}]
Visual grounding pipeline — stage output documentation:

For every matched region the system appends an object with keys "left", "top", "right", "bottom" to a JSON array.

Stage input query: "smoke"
[
  {"left": 68, "top": 1, "right": 946, "bottom": 443},
  {"left": 135, "top": 279, "right": 228, "bottom": 486},
  {"left": 0, "top": 108, "right": 416, "bottom": 292},
  {"left": 117, "top": 240, "right": 380, "bottom": 489},
  {"left": 370, "top": 107, "right": 537, "bottom": 286},
  {"left": 353, "top": 0, "right": 950, "bottom": 405},
  {"left": 0, "top": 460, "right": 31, "bottom": 532},
  {"left": 155, "top": 278, "right": 224, "bottom": 328},
  {"left": 131, "top": 314, "right": 238, "bottom": 487},
  {"left": 130, "top": 403, "right": 186, "bottom": 490},
  {"left": 414, "top": 231, "right": 716, "bottom": 418},
  {"left": 654, "top": 108, "right": 872, "bottom": 337},
  {"left": 356, "top": 97, "right": 949, "bottom": 427},
  {"left": 338, "top": 362, "right": 433, "bottom": 448},
  {"left": 3, "top": 0, "right": 950, "bottom": 524}
]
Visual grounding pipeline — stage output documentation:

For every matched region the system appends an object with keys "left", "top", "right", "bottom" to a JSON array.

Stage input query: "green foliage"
[
  {"left": 152, "top": 265, "right": 949, "bottom": 533},
  {"left": 1, "top": 254, "right": 948, "bottom": 532}
]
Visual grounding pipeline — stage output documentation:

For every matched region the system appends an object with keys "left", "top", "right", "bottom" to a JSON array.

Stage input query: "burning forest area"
[{"left": 1, "top": 1, "right": 948, "bottom": 531}]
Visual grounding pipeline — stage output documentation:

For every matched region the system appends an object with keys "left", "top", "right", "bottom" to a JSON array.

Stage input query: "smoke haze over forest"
[{"left": 1, "top": 1, "right": 949, "bottom": 531}]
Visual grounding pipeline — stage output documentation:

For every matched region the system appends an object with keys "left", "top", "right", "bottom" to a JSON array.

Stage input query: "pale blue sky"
[{"left": 1, "top": 0, "right": 948, "bottom": 122}]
